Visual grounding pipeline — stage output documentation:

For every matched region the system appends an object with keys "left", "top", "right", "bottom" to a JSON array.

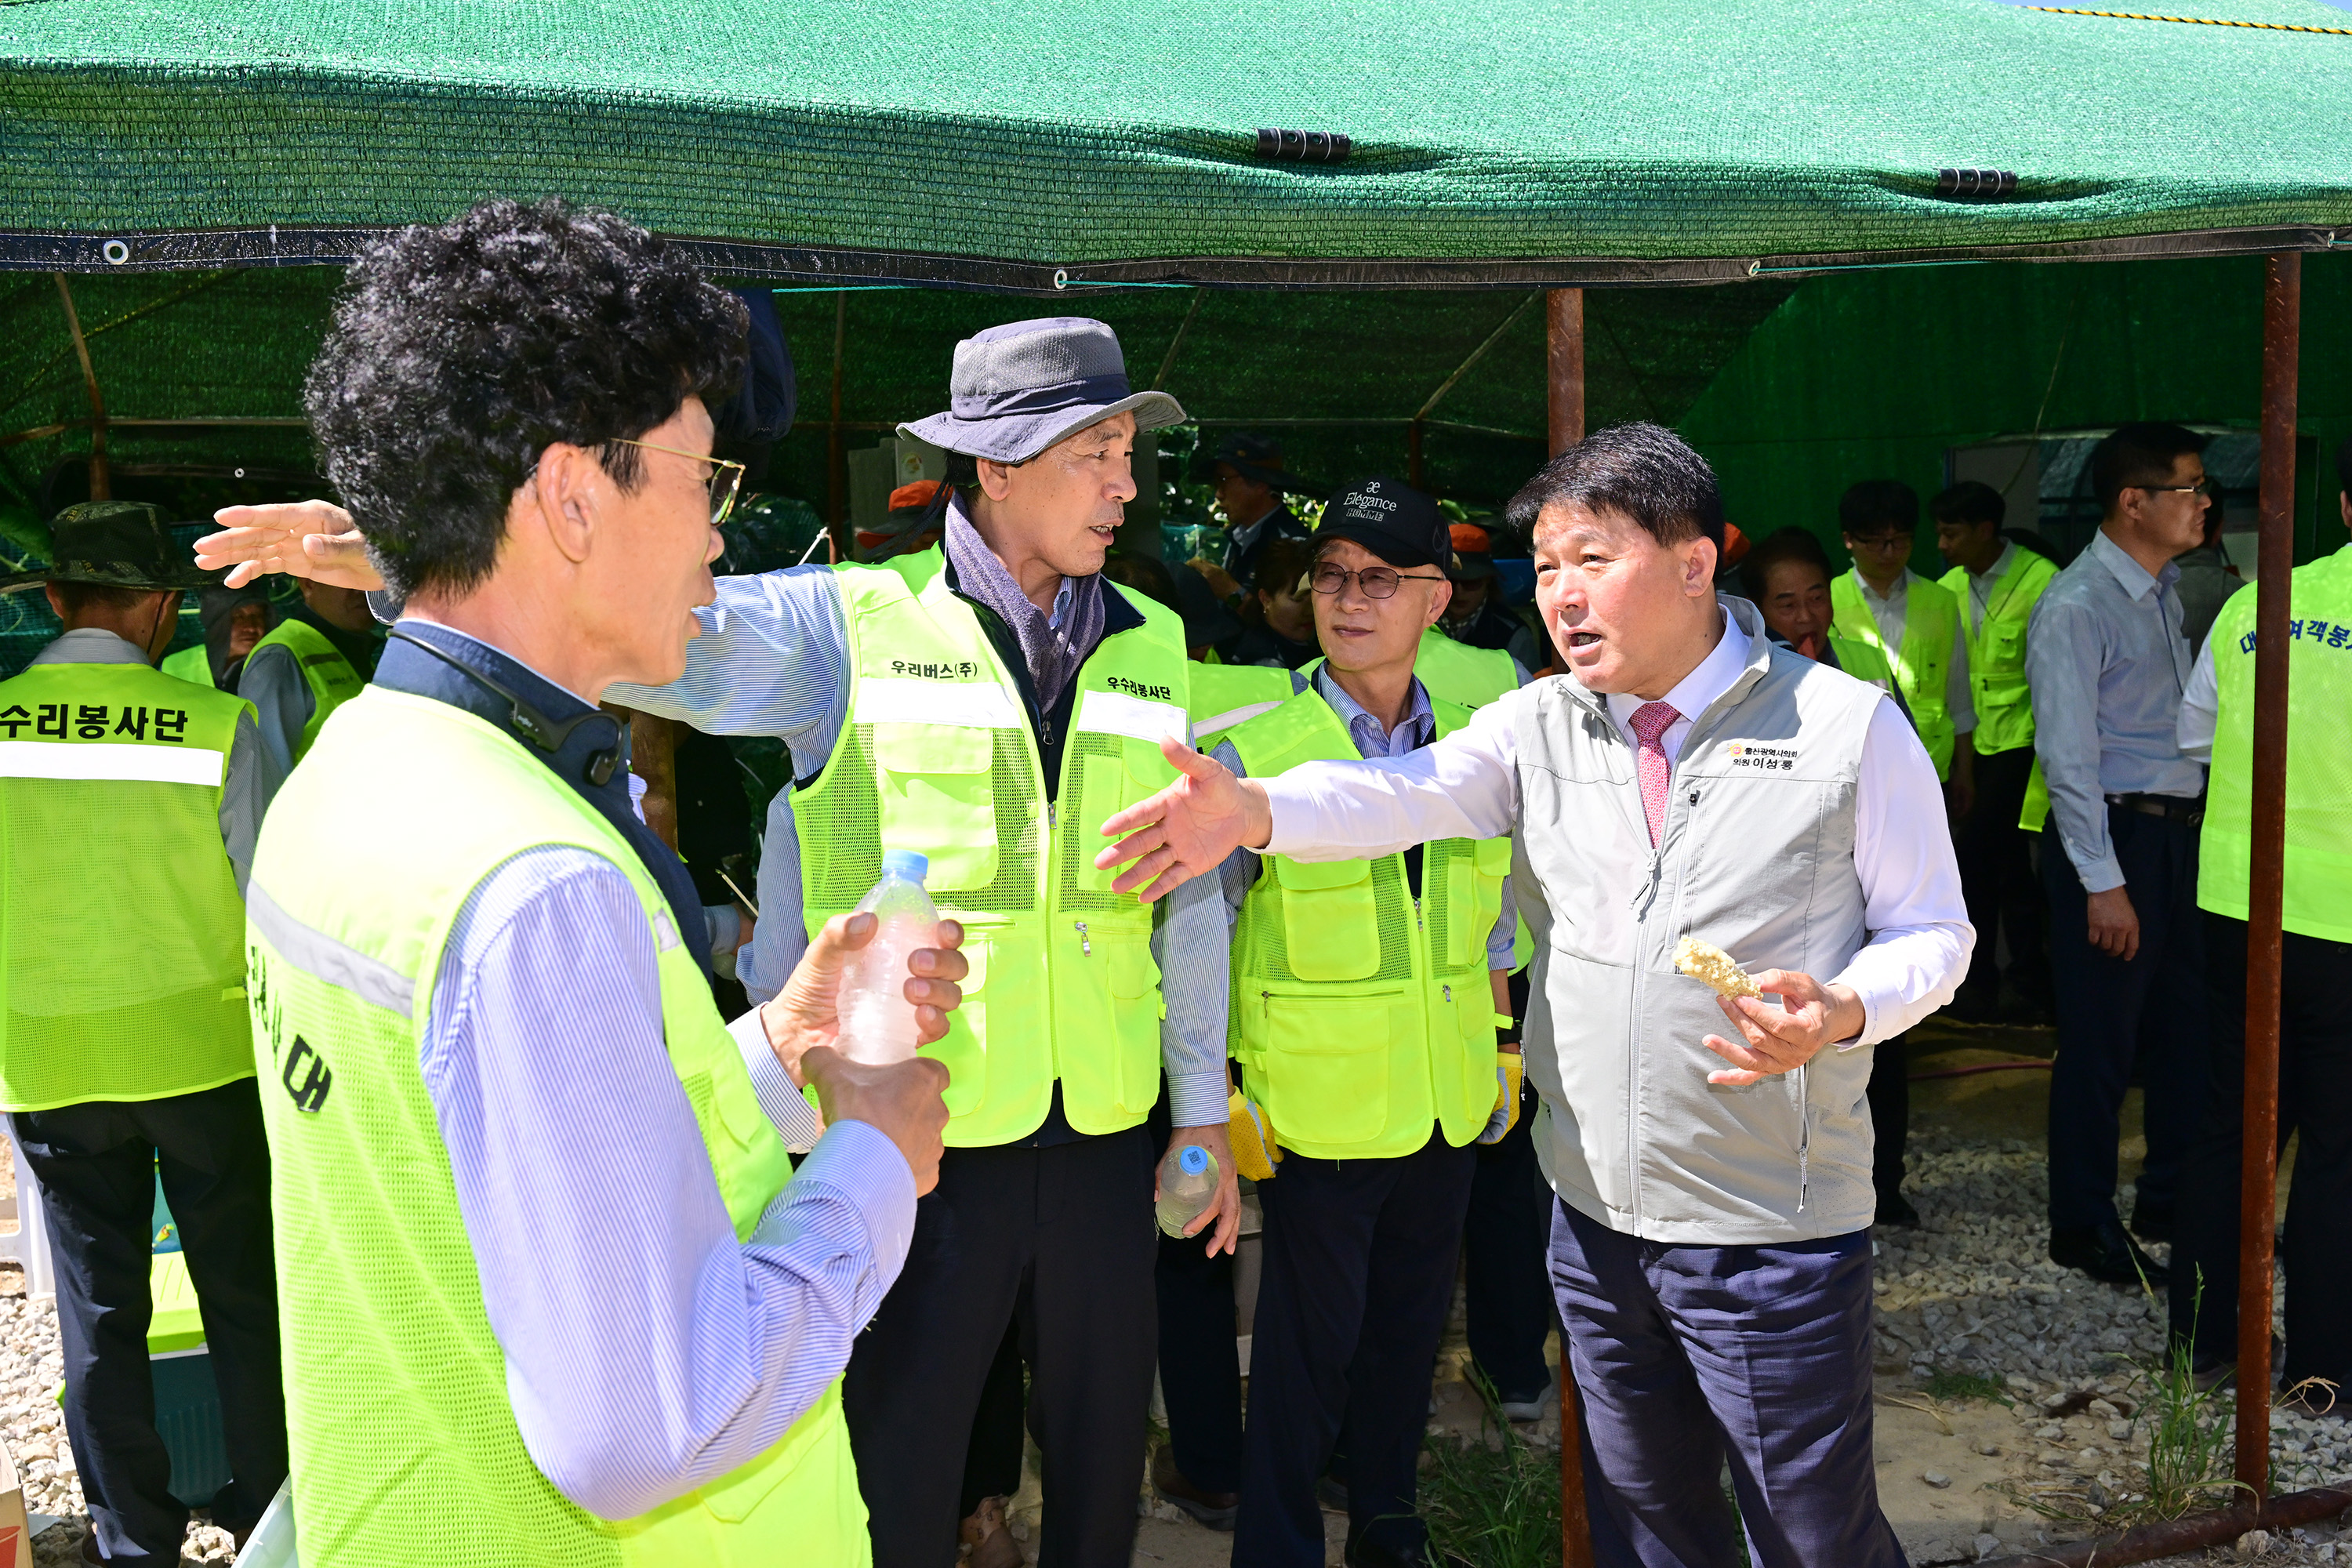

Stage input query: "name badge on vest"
[{"left": 1722, "top": 741, "right": 1802, "bottom": 772}]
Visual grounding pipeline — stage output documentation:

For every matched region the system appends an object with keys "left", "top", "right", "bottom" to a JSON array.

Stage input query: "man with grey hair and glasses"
[{"left": 200, "top": 315, "right": 1240, "bottom": 1568}]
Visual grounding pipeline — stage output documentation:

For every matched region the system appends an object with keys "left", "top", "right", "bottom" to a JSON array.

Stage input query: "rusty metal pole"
[
  {"left": 1547, "top": 284, "right": 1596, "bottom": 1568},
  {"left": 2235, "top": 252, "right": 2298, "bottom": 1501},
  {"left": 52, "top": 274, "right": 109, "bottom": 502},
  {"left": 825, "top": 292, "right": 849, "bottom": 564},
  {"left": 1407, "top": 419, "right": 1425, "bottom": 490},
  {"left": 1546, "top": 289, "right": 1586, "bottom": 460}
]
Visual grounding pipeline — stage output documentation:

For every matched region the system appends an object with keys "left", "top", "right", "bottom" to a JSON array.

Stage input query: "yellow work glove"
[
  {"left": 1228, "top": 1087, "right": 1281, "bottom": 1180},
  {"left": 1477, "top": 1051, "right": 1523, "bottom": 1145}
]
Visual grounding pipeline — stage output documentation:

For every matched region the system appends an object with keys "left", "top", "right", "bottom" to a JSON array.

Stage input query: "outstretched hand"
[
  {"left": 196, "top": 499, "right": 385, "bottom": 592},
  {"left": 1699, "top": 968, "right": 1866, "bottom": 1086},
  {"left": 1093, "top": 733, "right": 1271, "bottom": 902}
]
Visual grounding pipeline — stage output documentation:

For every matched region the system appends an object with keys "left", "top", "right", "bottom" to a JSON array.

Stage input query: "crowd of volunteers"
[{"left": 0, "top": 198, "right": 2342, "bottom": 1568}]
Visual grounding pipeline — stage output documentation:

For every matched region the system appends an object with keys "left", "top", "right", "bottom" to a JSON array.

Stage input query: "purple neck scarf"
[{"left": 943, "top": 496, "right": 1105, "bottom": 709}]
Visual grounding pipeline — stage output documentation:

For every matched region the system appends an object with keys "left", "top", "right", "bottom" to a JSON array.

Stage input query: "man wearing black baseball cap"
[
  {"left": 1188, "top": 432, "right": 1315, "bottom": 600},
  {"left": 1194, "top": 477, "right": 1520, "bottom": 1568}
]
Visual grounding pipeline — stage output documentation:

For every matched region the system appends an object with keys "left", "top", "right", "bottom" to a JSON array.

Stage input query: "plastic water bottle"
[
  {"left": 834, "top": 850, "right": 940, "bottom": 1066},
  {"left": 1156, "top": 1144, "right": 1219, "bottom": 1238}
]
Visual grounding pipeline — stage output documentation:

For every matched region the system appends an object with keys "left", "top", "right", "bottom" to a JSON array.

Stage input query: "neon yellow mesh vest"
[
  {"left": 1416, "top": 626, "right": 1518, "bottom": 710},
  {"left": 249, "top": 618, "right": 367, "bottom": 760},
  {"left": 1225, "top": 688, "right": 1507, "bottom": 1160},
  {"left": 1185, "top": 662, "right": 1295, "bottom": 744},
  {"left": 1940, "top": 550, "right": 2057, "bottom": 757},
  {"left": 1828, "top": 632, "right": 1894, "bottom": 695},
  {"left": 245, "top": 686, "right": 863, "bottom": 1567},
  {"left": 1832, "top": 570, "right": 1958, "bottom": 779},
  {"left": 2199, "top": 543, "right": 2352, "bottom": 942},
  {"left": 0, "top": 661, "right": 255, "bottom": 1111},
  {"left": 793, "top": 550, "right": 1191, "bottom": 1146},
  {"left": 160, "top": 645, "right": 214, "bottom": 688}
]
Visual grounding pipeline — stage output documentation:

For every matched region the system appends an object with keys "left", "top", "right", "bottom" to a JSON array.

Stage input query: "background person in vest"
[
  {"left": 1933, "top": 481, "right": 2060, "bottom": 1026},
  {"left": 1208, "top": 478, "right": 1519, "bottom": 1568},
  {"left": 1835, "top": 479, "right": 1978, "bottom": 822},
  {"left": 1097, "top": 422, "right": 1972, "bottom": 1568},
  {"left": 1188, "top": 432, "right": 1316, "bottom": 601},
  {"left": 1436, "top": 521, "right": 1544, "bottom": 672},
  {"left": 2026, "top": 421, "right": 2216, "bottom": 1287},
  {"left": 237, "top": 574, "right": 376, "bottom": 775},
  {"left": 0, "top": 501, "right": 288, "bottom": 1565},
  {"left": 2167, "top": 436, "right": 2352, "bottom": 1397},
  {"left": 232, "top": 201, "right": 962, "bottom": 1566},
  {"left": 1741, "top": 524, "right": 1923, "bottom": 1226},
  {"left": 608, "top": 316, "right": 1242, "bottom": 1568},
  {"left": 160, "top": 580, "right": 274, "bottom": 691}
]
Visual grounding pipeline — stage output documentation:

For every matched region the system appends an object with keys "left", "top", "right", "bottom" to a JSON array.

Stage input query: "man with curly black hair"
[{"left": 213, "top": 199, "right": 964, "bottom": 1567}]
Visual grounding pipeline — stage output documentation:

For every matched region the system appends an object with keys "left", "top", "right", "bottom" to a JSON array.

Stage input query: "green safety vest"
[
  {"left": 245, "top": 684, "right": 863, "bottom": 1567},
  {"left": 1185, "top": 661, "right": 1296, "bottom": 744},
  {"left": 1225, "top": 689, "right": 1507, "bottom": 1160},
  {"left": 1828, "top": 632, "right": 1895, "bottom": 695},
  {"left": 1832, "top": 571, "right": 1960, "bottom": 779},
  {"left": 0, "top": 662, "right": 256, "bottom": 1111},
  {"left": 1415, "top": 626, "right": 1518, "bottom": 710},
  {"left": 249, "top": 617, "right": 367, "bottom": 761},
  {"left": 2200, "top": 543, "right": 2352, "bottom": 942},
  {"left": 793, "top": 550, "right": 1190, "bottom": 1147},
  {"left": 1940, "top": 550, "right": 2058, "bottom": 757},
  {"left": 160, "top": 645, "right": 214, "bottom": 688}
]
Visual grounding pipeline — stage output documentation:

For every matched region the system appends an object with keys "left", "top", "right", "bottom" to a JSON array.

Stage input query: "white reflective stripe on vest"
[
  {"left": 1074, "top": 688, "right": 1186, "bottom": 744},
  {"left": 1192, "top": 699, "right": 1288, "bottom": 743},
  {"left": 852, "top": 677, "right": 1022, "bottom": 728},
  {"left": 0, "top": 740, "right": 224, "bottom": 787}
]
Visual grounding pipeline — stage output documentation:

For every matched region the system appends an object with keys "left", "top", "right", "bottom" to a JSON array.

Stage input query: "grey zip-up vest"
[{"left": 1515, "top": 597, "right": 1885, "bottom": 1244}]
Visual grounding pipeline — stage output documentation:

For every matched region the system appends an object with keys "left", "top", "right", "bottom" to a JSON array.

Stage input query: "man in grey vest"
[{"left": 1097, "top": 423, "right": 1972, "bottom": 1568}]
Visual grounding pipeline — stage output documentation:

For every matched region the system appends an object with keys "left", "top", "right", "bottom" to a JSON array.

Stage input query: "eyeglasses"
[
  {"left": 1844, "top": 534, "right": 1911, "bottom": 551},
  {"left": 606, "top": 437, "right": 747, "bottom": 528},
  {"left": 1308, "top": 562, "right": 1447, "bottom": 599},
  {"left": 2137, "top": 480, "right": 2213, "bottom": 499}
]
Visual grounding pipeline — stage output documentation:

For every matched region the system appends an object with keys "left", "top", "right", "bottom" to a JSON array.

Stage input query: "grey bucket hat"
[
  {"left": 0, "top": 501, "right": 227, "bottom": 595},
  {"left": 899, "top": 318, "right": 1187, "bottom": 463}
]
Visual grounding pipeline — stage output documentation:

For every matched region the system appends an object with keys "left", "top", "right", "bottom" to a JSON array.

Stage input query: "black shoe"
[
  {"left": 2049, "top": 1218, "right": 2169, "bottom": 1287},
  {"left": 2129, "top": 1204, "right": 2172, "bottom": 1244},
  {"left": 1316, "top": 1474, "right": 1351, "bottom": 1512},
  {"left": 1151, "top": 1448, "right": 1239, "bottom": 1530},
  {"left": 1345, "top": 1528, "right": 1471, "bottom": 1568},
  {"left": 1876, "top": 1191, "right": 1922, "bottom": 1229}
]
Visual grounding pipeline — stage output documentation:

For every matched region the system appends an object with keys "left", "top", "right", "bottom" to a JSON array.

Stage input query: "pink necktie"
[{"left": 1629, "top": 700, "right": 1680, "bottom": 848}]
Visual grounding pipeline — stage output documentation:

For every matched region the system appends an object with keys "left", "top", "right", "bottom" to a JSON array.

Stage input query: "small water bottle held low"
[
  {"left": 1156, "top": 1143, "right": 1219, "bottom": 1238},
  {"left": 834, "top": 850, "right": 940, "bottom": 1066}
]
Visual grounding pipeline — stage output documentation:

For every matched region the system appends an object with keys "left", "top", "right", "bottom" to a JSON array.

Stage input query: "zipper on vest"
[
  {"left": 1073, "top": 920, "right": 1091, "bottom": 956},
  {"left": 1795, "top": 1062, "right": 1811, "bottom": 1214}
]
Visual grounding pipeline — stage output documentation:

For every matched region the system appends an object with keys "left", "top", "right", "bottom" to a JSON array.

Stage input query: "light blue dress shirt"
[
  {"left": 607, "top": 564, "right": 1234, "bottom": 1131},
  {"left": 2025, "top": 529, "right": 2207, "bottom": 893}
]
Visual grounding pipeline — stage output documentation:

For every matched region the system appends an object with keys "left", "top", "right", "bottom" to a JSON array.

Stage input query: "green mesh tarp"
[{"left": 4, "top": 0, "right": 2352, "bottom": 284}]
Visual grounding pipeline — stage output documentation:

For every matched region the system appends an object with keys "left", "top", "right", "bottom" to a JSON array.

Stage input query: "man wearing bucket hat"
[
  {"left": 1189, "top": 432, "right": 1316, "bottom": 600},
  {"left": 0, "top": 501, "right": 289, "bottom": 1564},
  {"left": 201, "top": 313, "right": 1247, "bottom": 1568}
]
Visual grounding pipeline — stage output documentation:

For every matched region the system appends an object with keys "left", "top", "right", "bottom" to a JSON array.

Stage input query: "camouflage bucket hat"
[{"left": 0, "top": 501, "right": 227, "bottom": 595}]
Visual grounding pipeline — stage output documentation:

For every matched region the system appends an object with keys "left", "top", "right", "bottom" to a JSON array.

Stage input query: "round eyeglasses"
[{"left": 1308, "top": 562, "right": 1447, "bottom": 599}]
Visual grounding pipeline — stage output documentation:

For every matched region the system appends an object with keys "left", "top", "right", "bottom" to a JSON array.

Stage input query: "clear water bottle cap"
[
  {"left": 1177, "top": 1144, "right": 1210, "bottom": 1176},
  {"left": 882, "top": 850, "right": 929, "bottom": 882}
]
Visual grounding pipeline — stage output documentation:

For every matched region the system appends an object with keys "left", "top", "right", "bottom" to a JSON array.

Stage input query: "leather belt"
[{"left": 2106, "top": 791, "right": 2205, "bottom": 826}]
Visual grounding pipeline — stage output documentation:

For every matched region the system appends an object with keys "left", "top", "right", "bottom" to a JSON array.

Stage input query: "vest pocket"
[
  {"left": 1441, "top": 981, "right": 1503, "bottom": 1131},
  {"left": 1071, "top": 748, "right": 1162, "bottom": 895},
  {"left": 1258, "top": 994, "right": 1393, "bottom": 1146},
  {"left": 1058, "top": 931, "right": 1157, "bottom": 1120},
  {"left": 872, "top": 720, "right": 999, "bottom": 890},
  {"left": 1271, "top": 856, "right": 1379, "bottom": 982}
]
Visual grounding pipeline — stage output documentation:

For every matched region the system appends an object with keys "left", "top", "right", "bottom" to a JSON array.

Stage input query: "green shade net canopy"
[{"left": 3, "top": 0, "right": 2352, "bottom": 284}]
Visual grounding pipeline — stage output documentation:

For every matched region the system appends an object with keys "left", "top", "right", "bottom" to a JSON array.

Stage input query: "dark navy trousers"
[
  {"left": 1234, "top": 1127, "right": 1479, "bottom": 1568},
  {"left": 1548, "top": 1200, "right": 1904, "bottom": 1568}
]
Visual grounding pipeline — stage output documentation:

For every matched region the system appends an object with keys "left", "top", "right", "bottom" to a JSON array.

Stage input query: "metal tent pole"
[
  {"left": 1548, "top": 285, "right": 1597, "bottom": 1568},
  {"left": 53, "top": 274, "right": 110, "bottom": 502},
  {"left": 2235, "top": 252, "right": 2298, "bottom": 1501},
  {"left": 826, "top": 292, "right": 849, "bottom": 563}
]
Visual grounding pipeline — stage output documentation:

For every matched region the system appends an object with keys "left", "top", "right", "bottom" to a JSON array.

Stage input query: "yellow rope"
[{"left": 2027, "top": 5, "right": 2352, "bottom": 34}]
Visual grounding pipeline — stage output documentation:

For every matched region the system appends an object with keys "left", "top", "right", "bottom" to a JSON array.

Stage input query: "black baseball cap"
[
  {"left": 1189, "top": 431, "right": 1316, "bottom": 494},
  {"left": 1316, "top": 477, "right": 1448, "bottom": 569}
]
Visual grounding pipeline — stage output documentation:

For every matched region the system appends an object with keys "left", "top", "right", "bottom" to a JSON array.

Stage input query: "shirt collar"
[
  {"left": 2091, "top": 528, "right": 2177, "bottom": 603},
  {"left": 1227, "top": 503, "right": 1283, "bottom": 554},
  {"left": 1971, "top": 540, "right": 2016, "bottom": 582},
  {"left": 1603, "top": 602, "right": 1749, "bottom": 732},
  {"left": 31, "top": 627, "right": 153, "bottom": 667},
  {"left": 1314, "top": 664, "right": 1434, "bottom": 757},
  {"left": 1850, "top": 566, "right": 1912, "bottom": 606}
]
